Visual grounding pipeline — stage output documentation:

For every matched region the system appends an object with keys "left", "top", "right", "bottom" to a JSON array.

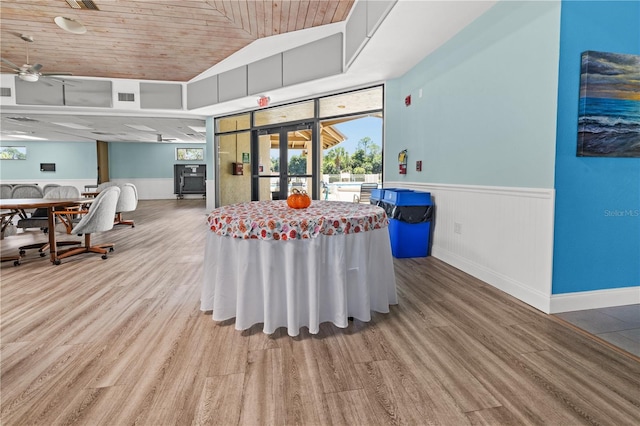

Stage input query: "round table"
[{"left": 201, "top": 200, "right": 398, "bottom": 336}]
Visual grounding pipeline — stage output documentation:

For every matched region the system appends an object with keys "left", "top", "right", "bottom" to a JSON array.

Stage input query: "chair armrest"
[{"left": 54, "top": 209, "right": 89, "bottom": 234}]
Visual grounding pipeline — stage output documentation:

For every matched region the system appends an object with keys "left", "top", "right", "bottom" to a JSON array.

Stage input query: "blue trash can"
[
  {"left": 383, "top": 189, "right": 433, "bottom": 258},
  {"left": 371, "top": 188, "right": 414, "bottom": 217},
  {"left": 370, "top": 188, "right": 385, "bottom": 207}
]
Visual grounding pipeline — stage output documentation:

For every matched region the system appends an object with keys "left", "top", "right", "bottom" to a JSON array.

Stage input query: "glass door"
[{"left": 253, "top": 123, "right": 316, "bottom": 201}]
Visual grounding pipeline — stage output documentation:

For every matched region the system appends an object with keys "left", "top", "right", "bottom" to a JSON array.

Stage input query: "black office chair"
[{"left": 16, "top": 186, "right": 82, "bottom": 257}]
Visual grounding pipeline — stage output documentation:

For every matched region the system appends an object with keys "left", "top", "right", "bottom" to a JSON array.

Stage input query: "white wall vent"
[
  {"left": 118, "top": 92, "right": 135, "bottom": 102},
  {"left": 0, "top": 87, "right": 11, "bottom": 97}
]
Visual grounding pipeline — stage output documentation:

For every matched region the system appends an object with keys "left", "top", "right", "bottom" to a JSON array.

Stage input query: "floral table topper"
[{"left": 207, "top": 200, "right": 388, "bottom": 240}]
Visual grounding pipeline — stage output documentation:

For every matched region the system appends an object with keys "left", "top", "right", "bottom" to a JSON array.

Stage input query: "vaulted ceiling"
[
  {"left": 0, "top": 0, "right": 498, "bottom": 143},
  {"left": 0, "top": 0, "right": 354, "bottom": 82}
]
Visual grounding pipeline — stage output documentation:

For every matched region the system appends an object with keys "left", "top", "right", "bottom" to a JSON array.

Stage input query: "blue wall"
[
  {"left": 0, "top": 141, "right": 96, "bottom": 180},
  {"left": 552, "top": 1, "right": 640, "bottom": 294},
  {"left": 0, "top": 141, "right": 206, "bottom": 181},
  {"left": 109, "top": 143, "right": 207, "bottom": 178},
  {"left": 384, "top": 0, "right": 560, "bottom": 188}
]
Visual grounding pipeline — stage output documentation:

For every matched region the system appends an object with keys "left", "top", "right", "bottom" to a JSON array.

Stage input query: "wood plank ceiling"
[{"left": 0, "top": 0, "right": 354, "bottom": 82}]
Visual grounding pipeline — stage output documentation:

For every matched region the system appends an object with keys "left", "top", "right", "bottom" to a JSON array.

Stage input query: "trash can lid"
[{"left": 384, "top": 190, "right": 432, "bottom": 206}]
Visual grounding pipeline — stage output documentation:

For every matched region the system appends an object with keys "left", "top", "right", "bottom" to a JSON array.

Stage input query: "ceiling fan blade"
[
  {"left": 29, "top": 63, "right": 43, "bottom": 73},
  {"left": 1, "top": 57, "right": 21, "bottom": 71},
  {"left": 41, "top": 72, "right": 73, "bottom": 76},
  {"left": 1, "top": 63, "right": 19, "bottom": 72}
]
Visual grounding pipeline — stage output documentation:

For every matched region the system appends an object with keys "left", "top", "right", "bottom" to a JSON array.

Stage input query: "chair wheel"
[
  {"left": 131, "top": 224, "right": 135, "bottom": 228},
  {"left": 19, "top": 250, "right": 25, "bottom": 255},
  {"left": 40, "top": 252, "right": 46, "bottom": 257},
  {"left": 109, "top": 247, "right": 114, "bottom": 252},
  {"left": 54, "top": 259, "right": 61, "bottom": 265},
  {"left": 101, "top": 254, "right": 108, "bottom": 260},
  {"left": 13, "top": 260, "right": 20, "bottom": 266}
]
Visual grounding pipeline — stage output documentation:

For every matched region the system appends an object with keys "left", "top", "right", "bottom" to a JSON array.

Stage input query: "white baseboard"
[
  {"left": 433, "top": 246, "right": 552, "bottom": 313},
  {"left": 549, "top": 287, "right": 640, "bottom": 313}
]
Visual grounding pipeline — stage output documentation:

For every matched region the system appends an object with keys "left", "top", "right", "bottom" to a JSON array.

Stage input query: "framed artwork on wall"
[
  {"left": 0, "top": 146, "right": 27, "bottom": 160},
  {"left": 577, "top": 51, "right": 640, "bottom": 157},
  {"left": 176, "top": 147, "right": 204, "bottom": 161}
]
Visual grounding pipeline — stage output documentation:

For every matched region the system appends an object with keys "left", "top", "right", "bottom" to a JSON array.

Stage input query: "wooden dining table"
[{"left": 0, "top": 198, "right": 93, "bottom": 264}]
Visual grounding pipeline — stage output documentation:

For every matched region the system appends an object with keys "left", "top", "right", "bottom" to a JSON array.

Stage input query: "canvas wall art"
[
  {"left": 577, "top": 51, "right": 640, "bottom": 157},
  {"left": 176, "top": 147, "right": 204, "bottom": 161},
  {"left": 0, "top": 146, "right": 27, "bottom": 160}
]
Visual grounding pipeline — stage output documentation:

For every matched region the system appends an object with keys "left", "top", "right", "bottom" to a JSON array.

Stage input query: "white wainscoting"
[
  {"left": 385, "top": 181, "right": 555, "bottom": 313},
  {"left": 109, "top": 178, "right": 175, "bottom": 200},
  {"left": 110, "top": 178, "right": 207, "bottom": 200}
]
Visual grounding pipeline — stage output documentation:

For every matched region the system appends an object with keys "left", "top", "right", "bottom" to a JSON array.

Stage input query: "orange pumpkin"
[{"left": 287, "top": 188, "right": 311, "bottom": 209}]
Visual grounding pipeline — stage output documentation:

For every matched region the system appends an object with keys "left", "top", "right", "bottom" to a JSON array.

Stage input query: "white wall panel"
[
  {"left": 112, "top": 79, "right": 140, "bottom": 110},
  {"left": 187, "top": 75, "right": 218, "bottom": 110},
  {"left": 218, "top": 66, "right": 248, "bottom": 102},
  {"left": 110, "top": 178, "right": 175, "bottom": 200},
  {"left": 248, "top": 54, "right": 283, "bottom": 95},
  {"left": 283, "top": 34, "right": 343, "bottom": 86},
  {"left": 140, "top": 82, "right": 183, "bottom": 109},
  {"left": 0, "top": 74, "right": 16, "bottom": 106},
  {"left": 366, "top": 0, "right": 396, "bottom": 36},
  {"left": 345, "top": 0, "right": 367, "bottom": 67},
  {"left": 385, "top": 181, "right": 555, "bottom": 313}
]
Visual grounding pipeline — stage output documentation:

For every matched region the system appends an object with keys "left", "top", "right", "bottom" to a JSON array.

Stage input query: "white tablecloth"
[{"left": 201, "top": 226, "right": 397, "bottom": 336}]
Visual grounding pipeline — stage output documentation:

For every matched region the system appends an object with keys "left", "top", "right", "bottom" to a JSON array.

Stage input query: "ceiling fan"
[
  {"left": 0, "top": 34, "right": 73, "bottom": 84},
  {"left": 157, "top": 134, "right": 177, "bottom": 142}
]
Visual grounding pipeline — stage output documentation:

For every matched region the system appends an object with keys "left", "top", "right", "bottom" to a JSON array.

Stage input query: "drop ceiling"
[{"left": 0, "top": 0, "right": 497, "bottom": 144}]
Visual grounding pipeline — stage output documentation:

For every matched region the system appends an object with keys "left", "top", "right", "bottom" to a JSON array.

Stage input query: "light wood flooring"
[{"left": 1, "top": 199, "right": 639, "bottom": 425}]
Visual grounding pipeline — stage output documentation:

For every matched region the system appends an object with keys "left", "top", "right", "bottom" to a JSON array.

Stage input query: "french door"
[{"left": 253, "top": 123, "right": 317, "bottom": 201}]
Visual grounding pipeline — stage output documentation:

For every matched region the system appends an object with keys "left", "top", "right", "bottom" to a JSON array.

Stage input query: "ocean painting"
[{"left": 577, "top": 51, "right": 640, "bottom": 157}]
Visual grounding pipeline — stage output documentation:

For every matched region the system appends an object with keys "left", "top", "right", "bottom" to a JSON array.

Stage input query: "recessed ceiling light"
[
  {"left": 7, "top": 134, "right": 48, "bottom": 140},
  {"left": 125, "top": 124, "right": 158, "bottom": 132},
  {"left": 54, "top": 16, "right": 87, "bottom": 34},
  {"left": 52, "top": 122, "right": 92, "bottom": 130}
]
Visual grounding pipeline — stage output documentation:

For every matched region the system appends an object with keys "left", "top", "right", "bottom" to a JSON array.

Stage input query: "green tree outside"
[{"left": 322, "top": 136, "right": 380, "bottom": 175}]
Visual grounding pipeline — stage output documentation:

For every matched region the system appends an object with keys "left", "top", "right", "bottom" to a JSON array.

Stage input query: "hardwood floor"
[{"left": 1, "top": 199, "right": 639, "bottom": 425}]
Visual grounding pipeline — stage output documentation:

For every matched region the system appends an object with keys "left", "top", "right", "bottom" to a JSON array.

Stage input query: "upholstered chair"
[
  {"left": 10, "top": 184, "right": 43, "bottom": 218},
  {"left": 1, "top": 184, "right": 13, "bottom": 199},
  {"left": 96, "top": 181, "right": 118, "bottom": 192},
  {"left": 43, "top": 184, "right": 61, "bottom": 195},
  {"left": 55, "top": 186, "right": 120, "bottom": 263},
  {"left": 10, "top": 184, "right": 43, "bottom": 198},
  {"left": 114, "top": 183, "right": 138, "bottom": 227}
]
